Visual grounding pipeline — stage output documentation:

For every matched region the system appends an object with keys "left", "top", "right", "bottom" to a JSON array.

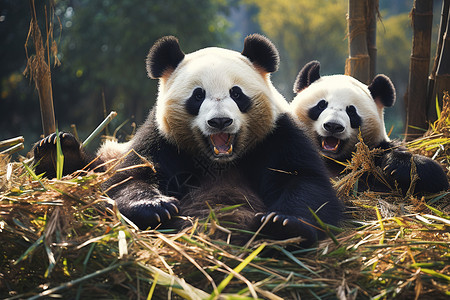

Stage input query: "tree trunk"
[
  {"left": 404, "top": 0, "right": 433, "bottom": 140},
  {"left": 428, "top": 1, "right": 450, "bottom": 121},
  {"left": 345, "top": 0, "right": 370, "bottom": 84}
]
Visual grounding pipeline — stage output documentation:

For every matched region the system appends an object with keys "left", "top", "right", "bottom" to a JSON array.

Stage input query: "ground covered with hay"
[{"left": 1, "top": 104, "right": 450, "bottom": 299}]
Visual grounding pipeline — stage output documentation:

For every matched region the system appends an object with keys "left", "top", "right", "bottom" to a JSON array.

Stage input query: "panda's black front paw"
[
  {"left": 34, "top": 132, "right": 86, "bottom": 178},
  {"left": 256, "top": 212, "right": 317, "bottom": 247},
  {"left": 34, "top": 132, "right": 80, "bottom": 156},
  {"left": 381, "top": 150, "right": 413, "bottom": 192},
  {"left": 119, "top": 195, "right": 180, "bottom": 230},
  {"left": 382, "top": 150, "right": 449, "bottom": 194}
]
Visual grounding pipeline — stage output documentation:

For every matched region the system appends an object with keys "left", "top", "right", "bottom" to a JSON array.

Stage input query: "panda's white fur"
[
  {"left": 154, "top": 46, "right": 289, "bottom": 161},
  {"left": 97, "top": 139, "right": 131, "bottom": 163},
  {"left": 291, "top": 74, "right": 389, "bottom": 160}
]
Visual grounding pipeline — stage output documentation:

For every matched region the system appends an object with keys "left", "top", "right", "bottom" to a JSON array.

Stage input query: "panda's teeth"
[
  {"left": 227, "top": 144, "right": 233, "bottom": 155},
  {"left": 210, "top": 133, "right": 234, "bottom": 156},
  {"left": 322, "top": 137, "right": 340, "bottom": 152}
]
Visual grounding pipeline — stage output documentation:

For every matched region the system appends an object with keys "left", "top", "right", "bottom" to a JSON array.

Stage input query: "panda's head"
[
  {"left": 146, "top": 35, "right": 288, "bottom": 162},
  {"left": 291, "top": 61, "right": 396, "bottom": 161}
]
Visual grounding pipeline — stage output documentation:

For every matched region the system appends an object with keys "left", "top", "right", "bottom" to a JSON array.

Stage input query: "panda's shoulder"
[
  {"left": 266, "top": 112, "right": 319, "bottom": 155},
  {"left": 124, "top": 108, "right": 177, "bottom": 159},
  {"left": 273, "top": 113, "right": 310, "bottom": 137}
]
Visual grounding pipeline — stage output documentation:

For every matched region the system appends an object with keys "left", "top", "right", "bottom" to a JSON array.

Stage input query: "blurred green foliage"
[
  {"left": 0, "top": 0, "right": 434, "bottom": 149},
  {"left": 245, "top": 0, "right": 348, "bottom": 94},
  {"left": 0, "top": 0, "right": 232, "bottom": 150}
]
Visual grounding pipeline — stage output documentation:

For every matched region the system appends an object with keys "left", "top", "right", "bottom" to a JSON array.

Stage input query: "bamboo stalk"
[
  {"left": 24, "top": 0, "right": 56, "bottom": 136},
  {"left": 404, "top": 0, "right": 434, "bottom": 140},
  {"left": 432, "top": 5, "right": 450, "bottom": 122},
  {"left": 0, "top": 143, "right": 25, "bottom": 155},
  {"left": 0, "top": 136, "right": 24, "bottom": 149},
  {"left": 427, "top": 1, "right": 449, "bottom": 119},
  {"left": 367, "top": 0, "right": 378, "bottom": 81},
  {"left": 345, "top": 0, "right": 370, "bottom": 84},
  {"left": 81, "top": 111, "right": 117, "bottom": 148}
]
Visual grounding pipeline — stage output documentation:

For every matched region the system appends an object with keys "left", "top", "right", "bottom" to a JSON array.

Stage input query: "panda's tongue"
[
  {"left": 210, "top": 133, "right": 233, "bottom": 155},
  {"left": 322, "top": 137, "right": 340, "bottom": 152}
]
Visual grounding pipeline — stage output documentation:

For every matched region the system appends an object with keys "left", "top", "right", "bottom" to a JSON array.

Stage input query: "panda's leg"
[{"left": 33, "top": 132, "right": 97, "bottom": 178}]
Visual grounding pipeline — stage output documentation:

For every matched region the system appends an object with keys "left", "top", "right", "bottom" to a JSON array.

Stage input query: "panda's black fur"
[
  {"left": 33, "top": 36, "right": 342, "bottom": 246},
  {"left": 291, "top": 60, "right": 449, "bottom": 195}
]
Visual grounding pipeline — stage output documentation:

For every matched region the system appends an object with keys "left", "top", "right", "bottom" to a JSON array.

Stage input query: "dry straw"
[{"left": 1, "top": 98, "right": 449, "bottom": 299}]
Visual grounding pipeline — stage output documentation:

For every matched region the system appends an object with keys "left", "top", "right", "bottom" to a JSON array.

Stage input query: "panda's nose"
[
  {"left": 323, "top": 122, "right": 344, "bottom": 133},
  {"left": 208, "top": 117, "right": 233, "bottom": 130}
]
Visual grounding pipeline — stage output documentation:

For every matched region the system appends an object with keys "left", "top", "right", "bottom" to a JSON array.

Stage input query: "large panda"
[
  {"left": 33, "top": 35, "right": 341, "bottom": 246},
  {"left": 291, "top": 60, "right": 449, "bottom": 195}
]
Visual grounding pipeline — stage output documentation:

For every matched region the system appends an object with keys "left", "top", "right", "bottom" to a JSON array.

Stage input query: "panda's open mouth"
[
  {"left": 321, "top": 136, "right": 341, "bottom": 153},
  {"left": 209, "top": 133, "right": 235, "bottom": 156}
]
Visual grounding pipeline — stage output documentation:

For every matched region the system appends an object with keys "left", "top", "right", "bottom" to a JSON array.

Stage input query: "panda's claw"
[
  {"left": 169, "top": 203, "right": 179, "bottom": 214},
  {"left": 49, "top": 133, "right": 57, "bottom": 144},
  {"left": 273, "top": 215, "right": 280, "bottom": 223},
  {"left": 260, "top": 212, "right": 277, "bottom": 224},
  {"left": 282, "top": 219, "right": 289, "bottom": 226},
  {"left": 154, "top": 213, "right": 161, "bottom": 224},
  {"left": 164, "top": 208, "right": 171, "bottom": 220}
]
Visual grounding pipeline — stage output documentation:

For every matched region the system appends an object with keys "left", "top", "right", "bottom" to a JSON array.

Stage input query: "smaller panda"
[
  {"left": 291, "top": 60, "right": 449, "bottom": 195},
  {"left": 34, "top": 37, "right": 342, "bottom": 247}
]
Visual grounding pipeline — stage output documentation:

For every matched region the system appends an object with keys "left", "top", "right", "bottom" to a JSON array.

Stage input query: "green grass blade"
[
  {"left": 13, "top": 234, "right": 44, "bottom": 265},
  {"left": 55, "top": 129, "right": 64, "bottom": 180},
  {"left": 273, "top": 245, "right": 319, "bottom": 276},
  {"left": 308, "top": 207, "right": 340, "bottom": 245},
  {"left": 147, "top": 272, "right": 159, "bottom": 300},
  {"left": 436, "top": 95, "right": 441, "bottom": 120},
  {"left": 421, "top": 268, "right": 450, "bottom": 281},
  {"left": 207, "top": 243, "right": 266, "bottom": 300},
  {"left": 424, "top": 203, "right": 447, "bottom": 218}
]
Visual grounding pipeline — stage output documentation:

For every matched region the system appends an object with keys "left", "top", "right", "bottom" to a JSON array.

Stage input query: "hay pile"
[{"left": 1, "top": 102, "right": 449, "bottom": 299}]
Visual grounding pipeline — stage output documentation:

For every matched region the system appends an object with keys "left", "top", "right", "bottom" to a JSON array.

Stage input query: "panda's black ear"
[
  {"left": 146, "top": 36, "right": 185, "bottom": 79},
  {"left": 241, "top": 34, "right": 279, "bottom": 73},
  {"left": 368, "top": 74, "right": 396, "bottom": 107},
  {"left": 293, "top": 61, "right": 321, "bottom": 93}
]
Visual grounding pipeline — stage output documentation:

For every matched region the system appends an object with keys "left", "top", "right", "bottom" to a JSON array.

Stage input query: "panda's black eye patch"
[
  {"left": 346, "top": 105, "right": 362, "bottom": 128},
  {"left": 308, "top": 99, "right": 328, "bottom": 120},
  {"left": 193, "top": 88, "right": 206, "bottom": 101},
  {"left": 230, "top": 86, "right": 251, "bottom": 113},
  {"left": 186, "top": 87, "right": 206, "bottom": 115}
]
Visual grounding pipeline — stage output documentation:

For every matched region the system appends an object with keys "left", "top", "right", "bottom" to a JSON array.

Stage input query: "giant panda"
[
  {"left": 33, "top": 36, "right": 342, "bottom": 246},
  {"left": 290, "top": 60, "right": 449, "bottom": 195}
]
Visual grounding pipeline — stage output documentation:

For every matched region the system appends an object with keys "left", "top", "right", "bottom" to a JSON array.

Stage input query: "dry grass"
[{"left": 1, "top": 98, "right": 449, "bottom": 299}]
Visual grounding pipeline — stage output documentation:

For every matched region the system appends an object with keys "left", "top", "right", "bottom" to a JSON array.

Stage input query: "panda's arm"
[
  {"left": 252, "top": 114, "right": 342, "bottom": 245},
  {"left": 378, "top": 141, "right": 449, "bottom": 195},
  {"left": 103, "top": 151, "right": 179, "bottom": 230}
]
